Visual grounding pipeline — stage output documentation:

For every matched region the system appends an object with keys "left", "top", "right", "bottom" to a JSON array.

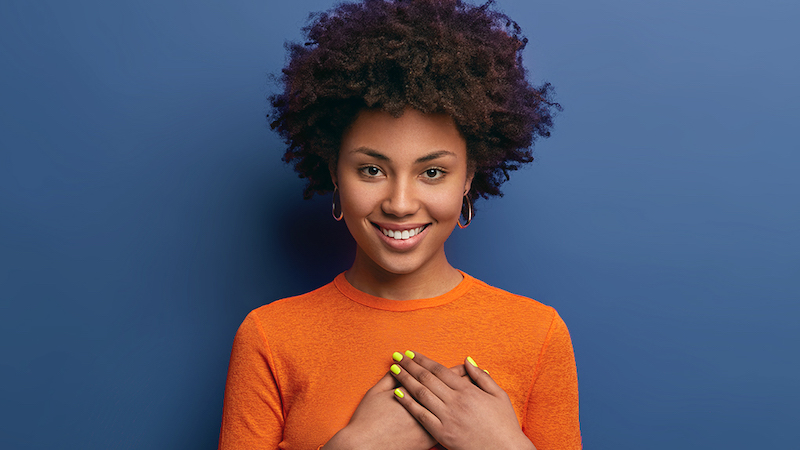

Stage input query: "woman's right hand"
[{"left": 323, "top": 363, "right": 468, "bottom": 450}]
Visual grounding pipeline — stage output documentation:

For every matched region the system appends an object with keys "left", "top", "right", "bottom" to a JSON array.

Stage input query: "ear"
[
  {"left": 329, "top": 160, "right": 339, "bottom": 188},
  {"left": 463, "top": 168, "right": 474, "bottom": 196}
]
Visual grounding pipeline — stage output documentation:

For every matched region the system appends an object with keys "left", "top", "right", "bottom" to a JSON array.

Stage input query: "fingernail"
[
  {"left": 483, "top": 369, "right": 490, "bottom": 374},
  {"left": 390, "top": 364, "right": 401, "bottom": 375},
  {"left": 404, "top": 350, "right": 415, "bottom": 359},
  {"left": 467, "top": 356, "right": 478, "bottom": 367},
  {"left": 392, "top": 352, "right": 403, "bottom": 362},
  {"left": 394, "top": 388, "right": 404, "bottom": 399}
]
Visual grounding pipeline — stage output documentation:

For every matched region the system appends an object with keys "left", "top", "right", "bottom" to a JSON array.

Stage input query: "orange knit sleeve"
[
  {"left": 219, "top": 311, "right": 284, "bottom": 449},
  {"left": 524, "top": 311, "right": 582, "bottom": 450}
]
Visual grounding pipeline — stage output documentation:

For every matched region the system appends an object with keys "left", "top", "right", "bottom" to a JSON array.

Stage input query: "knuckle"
[
  {"left": 416, "top": 370, "right": 435, "bottom": 385},
  {"left": 429, "top": 363, "right": 447, "bottom": 377},
  {"left": 414, "top": 386, "right": 431, "bottom": 402}
]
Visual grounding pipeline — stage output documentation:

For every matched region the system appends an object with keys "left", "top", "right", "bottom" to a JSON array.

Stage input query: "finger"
[
  {"left": 392, "top": 387, "right": 443, "bottom": 436},
  {"left": 448, "top": 363, "right": 467, "bottom": 378},
  {"left": 389, "top": 360, "right": 448, "bottom": 416},
  {"left": 370, "top": 369, "right": 399, "bottom": 392},
  {"left": 451, "top": 363, "right": 486, "bottom": 388},
  {"left": 399, "top": 351, "right": 469, "bottom": 391},
  {"left": 463, "top": 355, "right": 503, "bottom": 395}
]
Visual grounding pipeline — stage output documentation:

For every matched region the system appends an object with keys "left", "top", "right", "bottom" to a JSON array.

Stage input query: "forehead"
[{"left": 340, "top": 108, "right": 467, "bottom": 161}]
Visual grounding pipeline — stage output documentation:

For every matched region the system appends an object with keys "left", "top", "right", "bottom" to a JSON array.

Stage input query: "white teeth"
[{"left": 381, "top": 226, "right": 423, "bottom": 240}]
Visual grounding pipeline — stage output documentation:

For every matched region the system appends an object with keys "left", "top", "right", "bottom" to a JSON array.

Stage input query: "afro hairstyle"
[{"left": 270, "top": 0, "right": 560, "bottom": 215}]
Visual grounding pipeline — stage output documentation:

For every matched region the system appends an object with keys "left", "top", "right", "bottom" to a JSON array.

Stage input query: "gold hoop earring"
[
  {"left": 458, "top": 194, "right": 472, "bottom": 229},
  {"left": 332, "top": 186, "right": 343, "bottom": 221}
]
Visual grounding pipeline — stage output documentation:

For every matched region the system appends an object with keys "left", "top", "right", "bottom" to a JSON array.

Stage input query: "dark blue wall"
[{"left": 1, "top": 0, "right": 798, "bottom": 448}]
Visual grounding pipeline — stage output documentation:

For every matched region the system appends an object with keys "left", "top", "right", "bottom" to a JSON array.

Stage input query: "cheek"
[
  {"left": 339, "top": 184, "right": 379, "bottom": 216},
  {"left": 426, "top": 187, "right": 466, "bottom": 220}
]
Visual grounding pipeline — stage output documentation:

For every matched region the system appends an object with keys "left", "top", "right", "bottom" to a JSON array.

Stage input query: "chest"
[{"left": 269, "top": 318, "right": 543, "bottom": 449}]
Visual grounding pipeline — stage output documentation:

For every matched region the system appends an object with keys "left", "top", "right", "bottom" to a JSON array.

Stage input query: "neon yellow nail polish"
[
  {"left": 483, "top": 369, "right": 490, "bottom": 374},
  {"left": 467, "top": 356, "right": 478, "bottom": 367},
  {"left": 404, "top": 350, "right": 415, "bottom": 359},
  {"left": 390, "top": 364, "right": 401, "bottom": 375},
  {"left": 394, "top": 388, "right": 404, "bottom": 399},
  {"left": 392, "top": 352, "right": 403, "bottom": 362}
]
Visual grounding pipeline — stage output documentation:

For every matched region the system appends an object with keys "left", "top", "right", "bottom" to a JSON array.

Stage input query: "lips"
[
  {"left": 372, "top": 222, "right": 430, "bottom": 241},
  {"left": 379, "top": 225, "right": 428, "bottom": 240}
]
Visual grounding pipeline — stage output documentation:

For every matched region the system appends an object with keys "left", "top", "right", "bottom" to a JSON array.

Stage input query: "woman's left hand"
[{"left": 390, "top": 352, "right": 537, "bottom": 450}]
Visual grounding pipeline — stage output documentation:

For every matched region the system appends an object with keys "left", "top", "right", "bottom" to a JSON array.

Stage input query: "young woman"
[{"left": 219, "top": 1, "right": 580, "bottom": 449}]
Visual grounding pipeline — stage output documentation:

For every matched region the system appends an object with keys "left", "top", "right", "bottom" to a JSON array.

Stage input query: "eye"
[
  {"left": 359, "top": 165, "right": 383, "bottom": 177},
  {"left": 423, "top": 168, "right": 445, "bottom": 179}
]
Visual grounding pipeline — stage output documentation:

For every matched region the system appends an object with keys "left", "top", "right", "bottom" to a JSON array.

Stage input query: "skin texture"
[
  {"left": 392, "top": 352, "right": 536, "bottom": 450},
  {"left": 324, "top": 365, "right": 470, "bottom": 450},
  {"left": 324, "top": 108, "right": 536, "bottom": 449},
  {"left": 333, "top": 108, "right": 473, "bottom": 300}
]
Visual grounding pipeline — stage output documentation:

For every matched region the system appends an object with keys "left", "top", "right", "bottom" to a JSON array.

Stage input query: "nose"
[{"left": 381, "top": 178, "right": 419, "bottom": 218}]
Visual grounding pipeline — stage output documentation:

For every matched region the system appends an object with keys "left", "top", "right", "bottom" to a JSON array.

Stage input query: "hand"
[
  {"left": 390, "top": 352, "right": 536, "bottom": 450},
  {"left": 324, "top": 362, "right": 469, "bottom": 450}
]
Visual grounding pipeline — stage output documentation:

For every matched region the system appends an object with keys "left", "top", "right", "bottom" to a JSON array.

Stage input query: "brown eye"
[
  {"left": 361, "top": 166, "right": 382, "bottom": 177},
  {"left": 424, "top": 168, "right": 443, "bottom": 179}
]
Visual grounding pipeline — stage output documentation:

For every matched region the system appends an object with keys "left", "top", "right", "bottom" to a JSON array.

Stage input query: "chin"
[{"left": 369, "top": 250, "right": 444, "bottom": 278}]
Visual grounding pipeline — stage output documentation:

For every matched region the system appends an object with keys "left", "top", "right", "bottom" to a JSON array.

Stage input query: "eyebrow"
[{"left": 352, "top": 147, "right": 457, "bottom": 164}]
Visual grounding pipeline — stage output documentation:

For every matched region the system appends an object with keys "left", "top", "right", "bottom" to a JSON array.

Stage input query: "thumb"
[
  {"left": 464, "top": 356, "right": 502, "bottom": 395},
  {"left": 448, "top": 363, "right": 468, "bottom": 378},
  {"left": 372, "top": 370, "right": 399, "bottom": 392}
]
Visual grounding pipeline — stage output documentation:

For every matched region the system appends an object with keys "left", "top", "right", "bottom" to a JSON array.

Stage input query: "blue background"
[{"left": 1, "top": 0, "right": 798, "bottom": 448}]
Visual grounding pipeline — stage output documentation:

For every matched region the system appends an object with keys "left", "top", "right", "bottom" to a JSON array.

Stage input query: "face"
[{"left": 334, "top": 108, "right": 473, "bottom": 280}]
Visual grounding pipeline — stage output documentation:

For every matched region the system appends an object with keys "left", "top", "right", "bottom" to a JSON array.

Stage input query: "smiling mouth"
[{"left": 376, "top": 224, "right": 429, "bottom": 240}]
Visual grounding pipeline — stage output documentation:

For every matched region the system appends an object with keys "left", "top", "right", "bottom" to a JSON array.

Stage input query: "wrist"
[
  {"left": 506, "top": 431, "right": 537, "bottom": 450},
  {"left": 323, "top": 425, "right": 372, "bottom": 450},
  {"left": 321, "top": 427, "right": 351, "bottom": 450}
]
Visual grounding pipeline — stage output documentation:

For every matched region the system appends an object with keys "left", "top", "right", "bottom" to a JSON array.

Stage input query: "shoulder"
[
  {"left": 464, "top": 273, "right": 559, "bottom": 320},
  {"left": 252, "top": 277, "right": 340, "bottom": 315},
  {"left": 239, "top": 278, "right": 344, "bottom": 336}
]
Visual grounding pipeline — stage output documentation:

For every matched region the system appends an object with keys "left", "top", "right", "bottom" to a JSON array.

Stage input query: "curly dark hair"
[{"left": 270, "top": 0, "right": 559, "bottom": 215}]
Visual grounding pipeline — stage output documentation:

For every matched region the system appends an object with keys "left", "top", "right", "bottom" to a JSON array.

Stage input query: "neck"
[{"left": 345, "top": 249, "right": 463, "bottom": 300}]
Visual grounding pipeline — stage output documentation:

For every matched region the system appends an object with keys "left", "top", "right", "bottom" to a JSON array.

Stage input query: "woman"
[{"left": 219, "top": 1, "right": 580, "bottom": 449}]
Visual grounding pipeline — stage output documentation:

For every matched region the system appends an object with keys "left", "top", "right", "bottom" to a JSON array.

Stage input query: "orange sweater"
[{"left": 219, "top": 272, "right": 581, "bottom": 450}]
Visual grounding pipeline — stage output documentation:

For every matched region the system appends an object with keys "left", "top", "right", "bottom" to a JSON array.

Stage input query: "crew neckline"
[{"left": 333, "top": 270, "right": 474, "bottom": 311}]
